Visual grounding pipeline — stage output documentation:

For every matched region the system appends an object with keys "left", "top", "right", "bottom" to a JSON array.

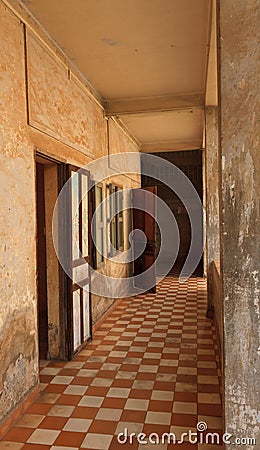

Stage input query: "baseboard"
[{"left": 0, "top": 384, "right": 40, "bottom": 439}]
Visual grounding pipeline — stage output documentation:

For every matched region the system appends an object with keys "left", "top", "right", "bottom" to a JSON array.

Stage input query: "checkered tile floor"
[{"left": 0, "top": 277, "right": 223, "bottom": 449}]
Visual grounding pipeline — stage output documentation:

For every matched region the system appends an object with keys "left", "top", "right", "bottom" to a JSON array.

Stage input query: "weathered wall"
[
  {"left": 205, "top": 106, "right": 223, "bottom": 352},
  {"left": 205, "top": 106, "right": 220, "bottom": 265},
  {"left": 0, "top": 3, "right": 38, "bottom": 422},
  {"left": 219, "top": 0, "right": 259, "bottom": 446},
  {"left": 0, "top": 0, "right": 140, "bottom": 424}
]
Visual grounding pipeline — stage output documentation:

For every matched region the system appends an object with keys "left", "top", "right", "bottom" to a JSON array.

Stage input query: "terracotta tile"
[
  {"left": 129, "top": 389, "right": 152, "bottom": 400},
  {"left": 171, "top": 413, "right": 197, "bottom": 427},
  {"left": 120, "top": 410, "right": 146, "bottom": 423},
  {"left": 85, "top": 386, "right": 109, "bottom": 396},
  {"left": 88, "top": 419, "right": 118, "bottom": 434},
  {"left": 40, "top": 375, "right": 55, "bottom": 384},
  {"left": 56, "top": 395, "right": 81, "bottom": 406},
  {"left": 108, "top": 435, "right": 138, "bottom": 450},
  {"left": 0, "top": 443, "right": 24, "bottom": 450},
  {"left": 58, "top": 369, "right": 78, "bottom": 376},
  {"left": 153, "top": 381, "right": 175, "bottom": 391},
  {"left": 53, "top": 431, "right": 85, "bottom": 447},
  {"left": 174, "top": 392, "right": 197, "bottom": 403},
  {"left": 15, "top": 415, "right": 44, "bottom": 429},
  {"left": 142, "top": 424, "right": 170, "bottom": 437},
  {"left": 148, "top": 400, "right": 173, "bottom": 412},
  {"left": 96, "top": 370, "right": 117, "bottom": 378},
  {"left": 198, "top": 403, "right": 222, "bottom": 416},
  {"left": 22, "top": 445, "right": 51, "bottom": 450},
  {"left": 26, "top": 404, "right": 53, "bottom": 415},
  {"left": 71, "top": 406, "right": 98, "bottom": 419},
  {"left": 120, "top": 364, "right": 139, "bottom": 372},
  {"left": 82, "top": 362, "right": 103, "bottom": 370},
  {"left": 43, "top": 385, "right": 66, "bottom": 394},
  {"left": 177, "top": 374, "right": 197, "bottom": 383},
  {"left": 38, "top": 417, "right": 68, "bottom": 430},
  {"left": 3, "top": 428, "right": 34, "bottom": 443},
  {"left": 197, "top": 384, "right": 220, "bottom": 393},
  {"left": 101, "top": 398, "right": 126, "bottom": 409},
  {"left": 82, "top": 433, "right": 114, "bottom": 450},
  {"left": 112, "top": 379, "right": 134, "bottom": 388}
]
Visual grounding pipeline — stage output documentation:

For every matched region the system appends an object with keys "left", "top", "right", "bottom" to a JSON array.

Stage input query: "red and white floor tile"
[{"left": 0, "top": 277, "right": 223, "bottom": 450}]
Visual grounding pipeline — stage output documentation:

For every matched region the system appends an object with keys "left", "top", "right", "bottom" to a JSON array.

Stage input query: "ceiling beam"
[
  {"left": 140, "top": 139, "right": 202, "bottom": 153},
  {"left": 105, "top": 93, "right": 204, "bottom": 116}
]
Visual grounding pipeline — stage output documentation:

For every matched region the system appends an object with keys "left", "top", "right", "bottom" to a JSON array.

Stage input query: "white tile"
[
  {"left": 81, "top": 433, "right": 113, "bottom": 450},
  {"left": 51, "top": 447, "right": 78, "bottom": 450},
  {"left": 64, "top": 361, "right": 85, "bottom": 369},
  {"left": 116, "top": 371, "right": 137, "bottom": 380},
  {"left": 50, "top": 376, "right": 74, "bottom": 385},
  {"left": 64, "top": 385, "right": 87, "bottom": 395},
  {"left": 173, "top": 401, "right": 197, "bottom": 414},
  {"left": 156, "top": 373, "right": 176, "bottom": 382},
  {"left": 48, "top": 405, "right": 75, "bottom": 417},
  {"left": 133, "top": 380, "right": 154, "bottom": 390},
  {"left": 109, "top": 351, "right": 127, "bottom": 357},
  {"left": 107, "top": 388, "right": 130, "bottom": 398},
  {"left": 27, "top": 429, "right": 60, "bottom": 445},
  {"left": 145, "top": 412, "right": 171, "bottom": 425},
  {"left": 125, "top": 399, "right": 149, "bottom": 411},
  {"left": 77, "top": 369, "right": 98, "bottom": 377},
  {"left": 91, "top": 378, "right": 113, "bottom": 387},
  {"left": 95, "top": 408, "right": 122, "bottom": 421},
  {"left": 40, "top": 368, "right": 61, "bottom": 376},
  {"left": 143, "top": 352, "right": 161, "bottom": 359},
  {"left": 101, "top": 363, "right": 121, "bottom": 371},
  {"left": 151, "top": 390, "right": 174, "bottom": 401},
  {"left": 115, "top": 422, "right": 143, "bottom": 436},
  {"left": 198, "top": 393, "right": 221, "bottom": 404},
  {"left": 63, "top": 418, "right": 92, "bottom": 432},
  {"left": 78, "top": 396, "right": 104, "bottom": 407},
  {"left": 138, "top": 365, "right": 158, "bottom": 373}
]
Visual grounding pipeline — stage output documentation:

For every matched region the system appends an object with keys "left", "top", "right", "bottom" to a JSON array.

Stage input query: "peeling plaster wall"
[
  {"left": 0, "top": 3, "right": 38, "bottom": 422},
  {"left": 205, "top": 106, "right": 223, "bottom": 352},
  {"left": 219, "top": 0, "right": 260, "bottom": 446},
  {"left": 0, "top": 1, "right": 139, "bottom": 423},
  {"left": 206, "top": 106, "right": 220, "bottom": 265}
]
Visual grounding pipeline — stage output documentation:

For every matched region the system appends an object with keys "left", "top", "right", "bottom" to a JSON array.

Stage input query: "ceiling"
[{"left": 19, "top": 0, "right": 217, "bottom": 151}]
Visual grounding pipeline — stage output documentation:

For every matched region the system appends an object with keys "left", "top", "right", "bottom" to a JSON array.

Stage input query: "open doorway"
[
  {"left": 36, "top": 154, "right": 61, "bottom": 360},
  {"left": 35, "top": 154, "right": 92, "bottom": 361},
  {"left": 142, "top": 150, "right": 203, "bottom": 277}
]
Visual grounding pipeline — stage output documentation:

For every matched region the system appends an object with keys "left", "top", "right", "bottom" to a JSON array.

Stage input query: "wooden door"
[
  {"left": 67, "top": 165, "right": 92, "bottom": 357},
  {"left": 36, "top": 163, "right": 48, "bottom": 359},
  {"left": 132, "top": 186, "right": 157, "bottom": 293}
]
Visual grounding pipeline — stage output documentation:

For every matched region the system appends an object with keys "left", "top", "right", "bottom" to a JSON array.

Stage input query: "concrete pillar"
[{"left": 219, "top": 0, "right": 259, "bottom": 446}]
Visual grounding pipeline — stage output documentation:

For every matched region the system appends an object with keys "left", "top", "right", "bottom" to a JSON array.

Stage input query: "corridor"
[{"left": 1, "top": 277, "right": 222, "bottom": 450}]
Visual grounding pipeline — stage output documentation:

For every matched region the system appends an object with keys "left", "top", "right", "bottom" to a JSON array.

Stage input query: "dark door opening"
[
  {"left": 36, "top": 163, "right": 48, "bottom": 360},
  {"left": 142, "top": 150, "right": 203, "bottom": 277},
  {"left": 132, "top": 186, "right": 157, "bottom": 293}
]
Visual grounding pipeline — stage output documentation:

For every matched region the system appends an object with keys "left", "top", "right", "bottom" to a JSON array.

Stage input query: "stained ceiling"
[{"left": 18, "top": 0, "right": 217, "bottom": 151}]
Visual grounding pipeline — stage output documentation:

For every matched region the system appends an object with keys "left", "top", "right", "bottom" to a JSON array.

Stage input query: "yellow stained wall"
[{"left": 0, "top": 1, "right": 140, "bottom": 423}]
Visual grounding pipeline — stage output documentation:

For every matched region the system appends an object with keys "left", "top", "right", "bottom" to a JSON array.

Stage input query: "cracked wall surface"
[{"left": 219, "top": 0, "right": 260, "bottom": 447}]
